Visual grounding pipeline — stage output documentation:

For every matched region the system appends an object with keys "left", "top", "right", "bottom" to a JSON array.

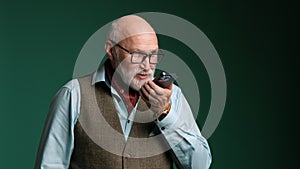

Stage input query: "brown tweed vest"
[{"left": 69, "top": 74, "right": 174, "bottom": 169}]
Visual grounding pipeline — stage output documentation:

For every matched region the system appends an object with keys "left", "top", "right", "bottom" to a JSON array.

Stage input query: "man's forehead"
[
  {"left": 112, "top": 15, "right": 156, "bottom": 43},
  {"left": 120, "top": 33, "right": 157, "bottom": 42},
  {"left": 119, "top": 34, "right": 158, "bottom": 51}
]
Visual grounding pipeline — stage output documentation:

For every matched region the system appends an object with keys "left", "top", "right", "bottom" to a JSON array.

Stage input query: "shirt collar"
[
  {"left": 91, "top": 64, "right": 106, "bottom": 85},
  {"left": 91, "top": 63, "right": 118, "bottom": 101}
]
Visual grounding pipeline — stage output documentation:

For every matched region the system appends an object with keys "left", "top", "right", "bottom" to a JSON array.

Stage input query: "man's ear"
[{"left": 105, "top": 41, "right": 114, "bottom": 62}]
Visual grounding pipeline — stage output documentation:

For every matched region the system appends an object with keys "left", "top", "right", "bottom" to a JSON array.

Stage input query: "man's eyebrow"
[{"left": 131, "top": 48, "right": 158, "bottom": 53}]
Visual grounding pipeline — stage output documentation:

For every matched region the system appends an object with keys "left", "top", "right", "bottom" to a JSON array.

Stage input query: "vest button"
[
  {"left": 161, "top": 127, "right": 165, "bottom": 130},
  {"left": 124, "top": 153, "right": 131, "bottom": 159}
]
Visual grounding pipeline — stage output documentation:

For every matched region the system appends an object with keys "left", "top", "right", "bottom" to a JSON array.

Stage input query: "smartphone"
[{"left": 153, "top": 71, "right": 176, "bottom": 88}]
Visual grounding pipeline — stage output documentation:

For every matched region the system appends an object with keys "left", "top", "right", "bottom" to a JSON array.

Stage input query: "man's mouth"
[{"left": 135, "top": 73, "right": 149, "bottom": 79}]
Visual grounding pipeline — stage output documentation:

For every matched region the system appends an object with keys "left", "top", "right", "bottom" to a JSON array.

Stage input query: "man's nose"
[{"left": 140, "top": 56, "right": 151, "bottom": 70}]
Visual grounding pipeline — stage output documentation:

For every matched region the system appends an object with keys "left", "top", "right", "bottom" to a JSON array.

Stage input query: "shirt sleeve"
[
  {"left": 156, "top": 85, "right": 212, "bottom": 169},
  {"left": 35, "top": 79, "right": 80, "bottom": 169}
]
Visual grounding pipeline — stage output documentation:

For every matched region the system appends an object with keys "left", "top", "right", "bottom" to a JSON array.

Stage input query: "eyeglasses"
[{"left": 111, "top": 41, "right": 164, "bottom": 64}]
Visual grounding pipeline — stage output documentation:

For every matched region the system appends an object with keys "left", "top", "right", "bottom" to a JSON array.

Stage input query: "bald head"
[
  {"left": 104, "top": 15, "right": 159, "bottom": 91},
  {"left": 107, "top": 15, "right": 156, "bottom": 43}
]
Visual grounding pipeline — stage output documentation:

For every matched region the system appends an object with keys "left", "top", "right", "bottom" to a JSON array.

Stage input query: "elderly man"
[{"left": 35, "top": 15, "right": 212, "bottom": 169}]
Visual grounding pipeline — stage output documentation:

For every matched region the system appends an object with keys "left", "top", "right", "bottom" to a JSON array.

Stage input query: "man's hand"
[{"left": 140, "top": 80, "right": 172, "bottom": 114}]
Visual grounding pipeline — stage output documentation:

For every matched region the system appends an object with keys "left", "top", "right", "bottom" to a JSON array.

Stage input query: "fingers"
[
  {"left": 150, "top": 79, "right": 173, "bottom": 90},
  {"left": 141, "top": 81, "right": 172, "bottom": 99},
  {"left": 144, "top": 81, "right": 161, "bottom": 96},
  {"left": 140, "top": 84, "right": 158, "bottom": 102},
  {"left": 140, "top": 81, "right": 172, "bottom": 113},
  {"left": 147, "top": 81, "right": 173, "bottom": 95},
  {"left": 140, "top": 85, "right": 160, "bottom": 106}
]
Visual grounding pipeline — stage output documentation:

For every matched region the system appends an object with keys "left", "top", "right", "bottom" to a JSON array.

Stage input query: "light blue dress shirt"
[{"left": 35, "top": 65, "right": 212, "bottom": 169}]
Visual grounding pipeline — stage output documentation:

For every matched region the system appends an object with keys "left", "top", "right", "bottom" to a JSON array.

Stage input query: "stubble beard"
[{"left": 115, "top": 62, "right": 154, "bottom": 91}]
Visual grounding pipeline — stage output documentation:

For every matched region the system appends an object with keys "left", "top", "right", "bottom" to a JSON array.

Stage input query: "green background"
[{"left": 0, "top": 0, "right": 295, "bottom": 168}]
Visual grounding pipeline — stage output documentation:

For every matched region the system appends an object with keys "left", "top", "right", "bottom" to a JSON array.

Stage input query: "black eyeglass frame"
[{"left": 110, "top": 40, "right": 164, "bottom": 64}]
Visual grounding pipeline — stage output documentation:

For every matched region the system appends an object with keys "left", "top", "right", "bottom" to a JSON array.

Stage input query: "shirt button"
[
  {"left": 161, "top": 127, "right": 165, "bottom": 130},
  {"left": 127, "top": 120, "right": 130, "bottom": 123},
  {"left": 120, "top": 89, "right": 124, "bottom": 93},
  {"left": 124, "top": 154, "right": 131, "bottom": 159}
]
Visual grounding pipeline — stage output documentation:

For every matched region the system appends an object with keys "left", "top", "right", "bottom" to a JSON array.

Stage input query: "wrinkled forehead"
[
  {"left": 119, "top": 33, "right": 158, "bottom": 45},
  {"left": 107, "top": 15, "right": 157, "bottom": 43}
]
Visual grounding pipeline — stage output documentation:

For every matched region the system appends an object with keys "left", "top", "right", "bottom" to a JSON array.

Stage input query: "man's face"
[{"left": 111, "top": 33, "right": 158, "bottom": 91}]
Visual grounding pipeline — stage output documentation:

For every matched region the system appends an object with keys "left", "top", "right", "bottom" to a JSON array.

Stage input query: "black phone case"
[{"left": 153, "top": 71, "right": 176, "bottom": 88}]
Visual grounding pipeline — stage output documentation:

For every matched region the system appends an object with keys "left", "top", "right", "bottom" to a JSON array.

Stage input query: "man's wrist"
[{"left": 154, "top": 103, "right": 171, "bottom": 122}]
